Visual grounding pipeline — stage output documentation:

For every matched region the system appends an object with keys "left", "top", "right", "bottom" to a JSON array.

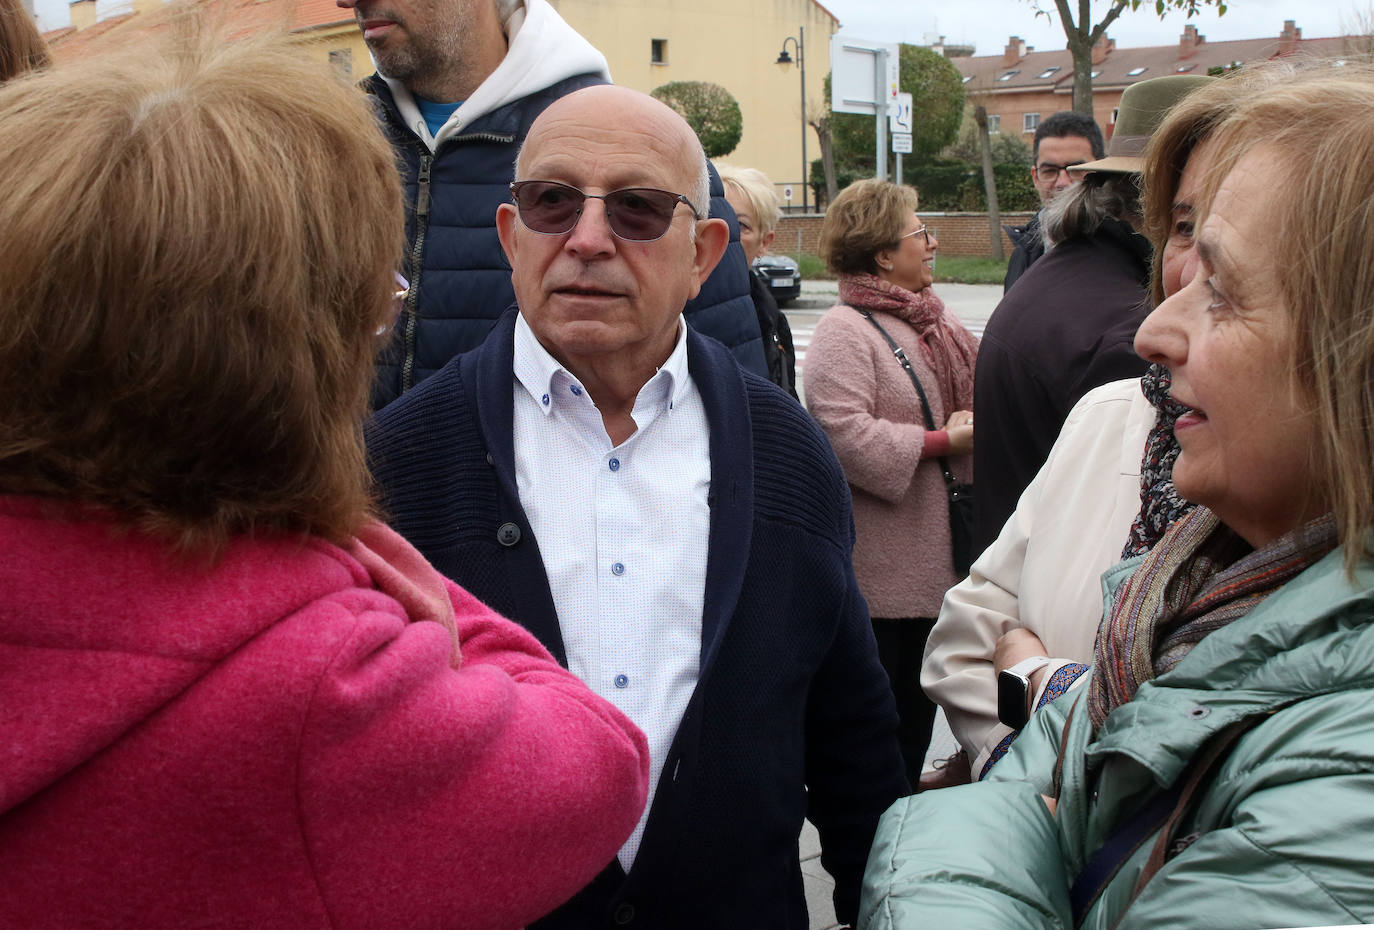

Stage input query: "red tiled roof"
[{"left": 953, "top": 23, "right": 1360, "bottom": 96}]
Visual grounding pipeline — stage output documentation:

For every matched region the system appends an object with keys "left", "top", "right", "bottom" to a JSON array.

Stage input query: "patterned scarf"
[
  {"left": 1121, "top": 363, "right": 1194, "bottom": 558},
  {"left": 837, "top": 273, "right": 979, "bottom": 410},
  {"left": 1089, "top": 506, "right": 1338, "bottom": 731}
]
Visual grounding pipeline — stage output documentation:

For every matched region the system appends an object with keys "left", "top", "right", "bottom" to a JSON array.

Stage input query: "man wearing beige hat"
[{"left": 971, "top": 75, "right": 1213, "bottom": 558}]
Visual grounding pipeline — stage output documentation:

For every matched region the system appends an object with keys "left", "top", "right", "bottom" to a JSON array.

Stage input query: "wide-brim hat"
[{"left": 1073, "top": 74, "right": 1214, "bottom": 175}]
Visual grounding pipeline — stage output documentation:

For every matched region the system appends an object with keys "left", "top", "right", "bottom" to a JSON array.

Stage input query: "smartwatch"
[{"left": 997, "top": 655, "right": 1052, "bottom": 730}]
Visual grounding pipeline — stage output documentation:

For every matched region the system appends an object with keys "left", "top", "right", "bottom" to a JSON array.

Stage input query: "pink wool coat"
[
  {"left": 0, "top": 495, "right": 649, "bottom": 930},
  {"left": 805, "top": 299, "right": 977, "bottom": 619}
]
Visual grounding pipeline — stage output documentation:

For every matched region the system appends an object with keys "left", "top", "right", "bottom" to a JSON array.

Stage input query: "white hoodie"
[{"left": 378, "top": 0, "right": 611, "bottom": 151}]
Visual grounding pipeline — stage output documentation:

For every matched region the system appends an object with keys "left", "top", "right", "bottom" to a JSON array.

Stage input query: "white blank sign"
[{"left": 830, "top": 34, "right": 900, "bottom": 115}]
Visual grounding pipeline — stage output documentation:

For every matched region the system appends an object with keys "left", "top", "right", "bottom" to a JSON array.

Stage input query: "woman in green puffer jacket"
[{"left": 861, "top": 64, "right": 1374, "bottom": 930}]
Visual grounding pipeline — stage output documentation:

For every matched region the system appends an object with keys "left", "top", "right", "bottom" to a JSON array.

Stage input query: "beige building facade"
[
  {"left": 552, "top": 0, "right": 836, "bottom": 211},
  {"left": 50, "top": 0, "right": 836, "bottom": 211}
]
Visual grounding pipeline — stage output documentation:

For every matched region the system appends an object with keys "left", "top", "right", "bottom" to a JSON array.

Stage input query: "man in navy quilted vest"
[
  {"left": 336, "top": 0, "right": 768, "bottom": 409},
  {"left": 366, "top": 84, "right": 907, "bottom": 929}
]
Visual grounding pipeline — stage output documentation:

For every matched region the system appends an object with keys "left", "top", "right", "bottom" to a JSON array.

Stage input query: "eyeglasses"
[
  {"left": 509, "top": 180, "right": 700, "bottom": 242},
  {"left": 900, "top": 225, "right": 932, "bottom": 247},
  {"left": 1033, "top": 162, "right": 1084, "bottom": 182}
]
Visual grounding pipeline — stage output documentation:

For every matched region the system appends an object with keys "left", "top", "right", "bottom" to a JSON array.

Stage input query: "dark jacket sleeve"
[
  {"left": 1002, "top": 213, "right": 1044, "bottom": 294},
  {"left": 684, "top": 163, "right": 769, "bottom": 378}
]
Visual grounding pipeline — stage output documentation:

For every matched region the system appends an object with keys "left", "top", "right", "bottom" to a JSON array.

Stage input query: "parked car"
[{"left": 751, "top": 254, "right": 801, "bottom": 306}]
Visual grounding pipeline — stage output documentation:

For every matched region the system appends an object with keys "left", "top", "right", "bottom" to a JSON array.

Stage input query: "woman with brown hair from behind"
[
  {"left": 0, "top": 11, "right": 648, "bottom": 929},
  {"left": 0, "top": 0, "right": 50, "bottom": 83}
]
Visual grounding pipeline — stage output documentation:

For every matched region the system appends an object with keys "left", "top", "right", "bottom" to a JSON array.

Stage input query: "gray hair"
[{"left": 1041, "top": 172, "right": 1142, "bottom": 249}]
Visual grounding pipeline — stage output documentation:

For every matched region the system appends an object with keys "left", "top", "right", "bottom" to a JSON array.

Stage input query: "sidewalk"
[
  {"left": 789, "top": 278, "right": 991, "bottom": 928},
  {"left": 799, "top": 713, "right": 961, "bottom": 929}
]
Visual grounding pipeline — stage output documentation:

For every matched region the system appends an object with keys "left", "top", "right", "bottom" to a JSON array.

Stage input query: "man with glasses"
[
  {"left": 366, "top": 85, "right": 906, "bottom": 930},
  {"left": 337, "top": 0, "right": 768, "bottom": 410},
  {"left": 1003, "top": 111, "right": 1104, "bottom": 292}
]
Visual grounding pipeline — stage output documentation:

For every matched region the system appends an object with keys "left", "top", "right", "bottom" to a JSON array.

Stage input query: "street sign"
[
  {"left": 830, "top": 34, "right": 900, "bottom": 115},
  {"left": 783, "top": 185, "right": 794, "bottom": 201},
  {"left": 889, "top": 92, "right": 913, "bottom": 134},
  {"left": 892, "top": 132, "right": 913, "bottom": 154}
]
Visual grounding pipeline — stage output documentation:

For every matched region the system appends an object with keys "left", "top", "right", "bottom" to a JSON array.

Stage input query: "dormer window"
[
  {"left": 1037, "top": 66, "right": 1060, "bottom": 78},
  {"left": 998, "top": 70, "right": 1020, "bottom": 81},
  {"left": 1127, "top": 66, "right": 1148, "bottom": 76}
]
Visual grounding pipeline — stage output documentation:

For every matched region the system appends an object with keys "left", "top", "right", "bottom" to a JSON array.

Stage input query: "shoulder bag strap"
[
  {"left": 1068, "top": 712, "right": 1271, "bottom": 927},
  {"left": 857, "top": 310, "right": 959, "bottom": 488}
]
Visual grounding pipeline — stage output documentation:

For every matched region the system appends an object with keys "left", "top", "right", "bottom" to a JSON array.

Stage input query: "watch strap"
[{"left": 1006, "top": 655, "right": 1052, "bottom": 679}]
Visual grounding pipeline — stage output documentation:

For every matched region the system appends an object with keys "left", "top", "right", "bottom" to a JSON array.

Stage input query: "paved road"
[
  {"left": 785, "top": 279, "right": 1001, "bottom": 404},
  {"left": 787, "top": 279, "right": 1002, "bottom": 929}
]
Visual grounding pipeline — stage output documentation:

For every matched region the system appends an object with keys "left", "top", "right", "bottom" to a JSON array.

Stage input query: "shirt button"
[
  {"left": 614, "top": 674, "right": 629, "bottom": 689},
  {"left": 570, "top": 384, "right": 583, "bottom": 396},
  {"left": 613, "top": 902, "right": 635, "bottom": 925},
  {"left": 609, "top": 457, "right": 621, "bottom": 472},
  {"left": 1188, "top": 706, "right": 1211, "bottom": 720},
  {"left": 541, "top": 393, "right": 550, "bottom": 406},
  {"left": 496, "top": 522, "right": 521, "bottom": 547},
  {"left": 611, "top": 562, "right": 625, "bottom": 576}
]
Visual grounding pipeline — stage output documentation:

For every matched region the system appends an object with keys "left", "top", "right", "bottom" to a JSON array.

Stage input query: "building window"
[
  {"left": 1036, "top": 66, "right": 1060, "bottom": 79},
  {"left": 1127, "top": 66, "right": 1148, "bottom": 76},
  {"left": 651, "top": 38, "right": 667, "bottom": 64},
  {"left": 1111, "top": 108, "right": 1120, "bottom": 124},
  {"left": 1023, "top": 112, "right": 1040, "bottom": 133},
  {"left": 962, "top": 75, "right": 973, "bottom": 83},
  {"left": 1175, "top": 62, "right": 1197, "bottom": 72},
  {"left": 329, "top": 48, "right": 353, "bottom": 76},
  {"left": 987, "top": 114, "right": 1001, "bottom": 134},
  {"left": 998, "top": 69, "right": 1019, "bottom": 81},
  {"left": 1090, "top": 69, "right": 1102, "bottom": 78}
]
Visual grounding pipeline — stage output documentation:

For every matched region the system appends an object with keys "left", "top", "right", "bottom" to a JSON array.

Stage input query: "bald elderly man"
[{"left": 367, "top": 85, "right": 906, "bottom": 929}]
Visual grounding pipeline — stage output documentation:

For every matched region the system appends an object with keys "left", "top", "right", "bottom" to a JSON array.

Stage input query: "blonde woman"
[
  {"left": 717, "top": 162, "right": 798, "bottom": 398},
  {"left": 864, "top": 67, "right": 1374, "bottom": 930}
]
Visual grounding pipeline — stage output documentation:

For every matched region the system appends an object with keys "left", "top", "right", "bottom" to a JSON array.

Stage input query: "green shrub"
[
  {"left": 650, "top": 81, "right": 742, "bottom": 158},
  {"left": 958, "top": 163, "right": 1038, "bottom": 211}
]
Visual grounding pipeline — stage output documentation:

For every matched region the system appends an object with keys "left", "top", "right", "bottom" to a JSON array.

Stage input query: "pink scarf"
[{"left": 838, "top": 273, "right": 979, "bottom": 409}]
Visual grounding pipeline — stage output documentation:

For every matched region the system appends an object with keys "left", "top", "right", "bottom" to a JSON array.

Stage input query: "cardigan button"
[
  {"left": 496, "top": 522, "right": 521, "bottom": 547},
  {"left": 613, "top": 902, "right": 635, "bottom": 925},
  {"left": 1188, "top": 706, "right": 1210, "bottom": 720},
  {"left": 485, "top": 452, "right": 494, "bottom": 466}
]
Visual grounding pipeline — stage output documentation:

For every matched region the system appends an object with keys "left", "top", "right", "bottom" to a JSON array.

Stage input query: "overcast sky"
[{"left": 820, "top": 0, "right": 1362, "bottom": 56}]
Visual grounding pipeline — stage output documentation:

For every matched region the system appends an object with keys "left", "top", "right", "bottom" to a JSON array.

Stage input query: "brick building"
[{"left": 952, "top": 20, "right": 1354, "bottom": 144}]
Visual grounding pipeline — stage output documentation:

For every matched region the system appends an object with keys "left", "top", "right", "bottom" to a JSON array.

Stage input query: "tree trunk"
[
  {"left": 811, "top": 116, "right": 838, "bottom": 206},
  {"left": 974, "top": 105, "right": 1004, "bottom": 261},
  {"left": 1068, "top": 32, "right": 1095, "bottom": 115}
]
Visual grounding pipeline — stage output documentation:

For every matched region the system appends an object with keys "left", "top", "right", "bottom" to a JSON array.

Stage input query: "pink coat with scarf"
[
  {"left": 804, "top": 275, "right": 979, "bottom": 618},
  {"left": 0, "top": 495, "right": 649, "bottom": 930}
]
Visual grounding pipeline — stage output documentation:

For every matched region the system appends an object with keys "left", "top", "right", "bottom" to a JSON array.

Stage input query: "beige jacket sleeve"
[{"left": 921, "top": 379, "right": 1156, "bottom": 775}]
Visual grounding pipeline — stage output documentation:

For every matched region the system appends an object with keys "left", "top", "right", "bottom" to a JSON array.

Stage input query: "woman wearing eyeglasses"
[{"left": 804, "top": 178, "right": 979, "bottom": 787}]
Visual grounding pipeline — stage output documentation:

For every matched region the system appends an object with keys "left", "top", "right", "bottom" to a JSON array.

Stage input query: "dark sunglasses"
[{"left": 509, "top": 180, "right": 700, "bottom": 242}]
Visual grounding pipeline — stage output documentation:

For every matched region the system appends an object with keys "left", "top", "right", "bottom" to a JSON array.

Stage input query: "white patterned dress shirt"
[{"left": 512, "top": 312, "right": 710, "bottom": 870}]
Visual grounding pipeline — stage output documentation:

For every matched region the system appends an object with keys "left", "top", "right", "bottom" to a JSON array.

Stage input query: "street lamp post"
[{"left": 775, "top": 25, "right": 807, "bottom": 213}]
